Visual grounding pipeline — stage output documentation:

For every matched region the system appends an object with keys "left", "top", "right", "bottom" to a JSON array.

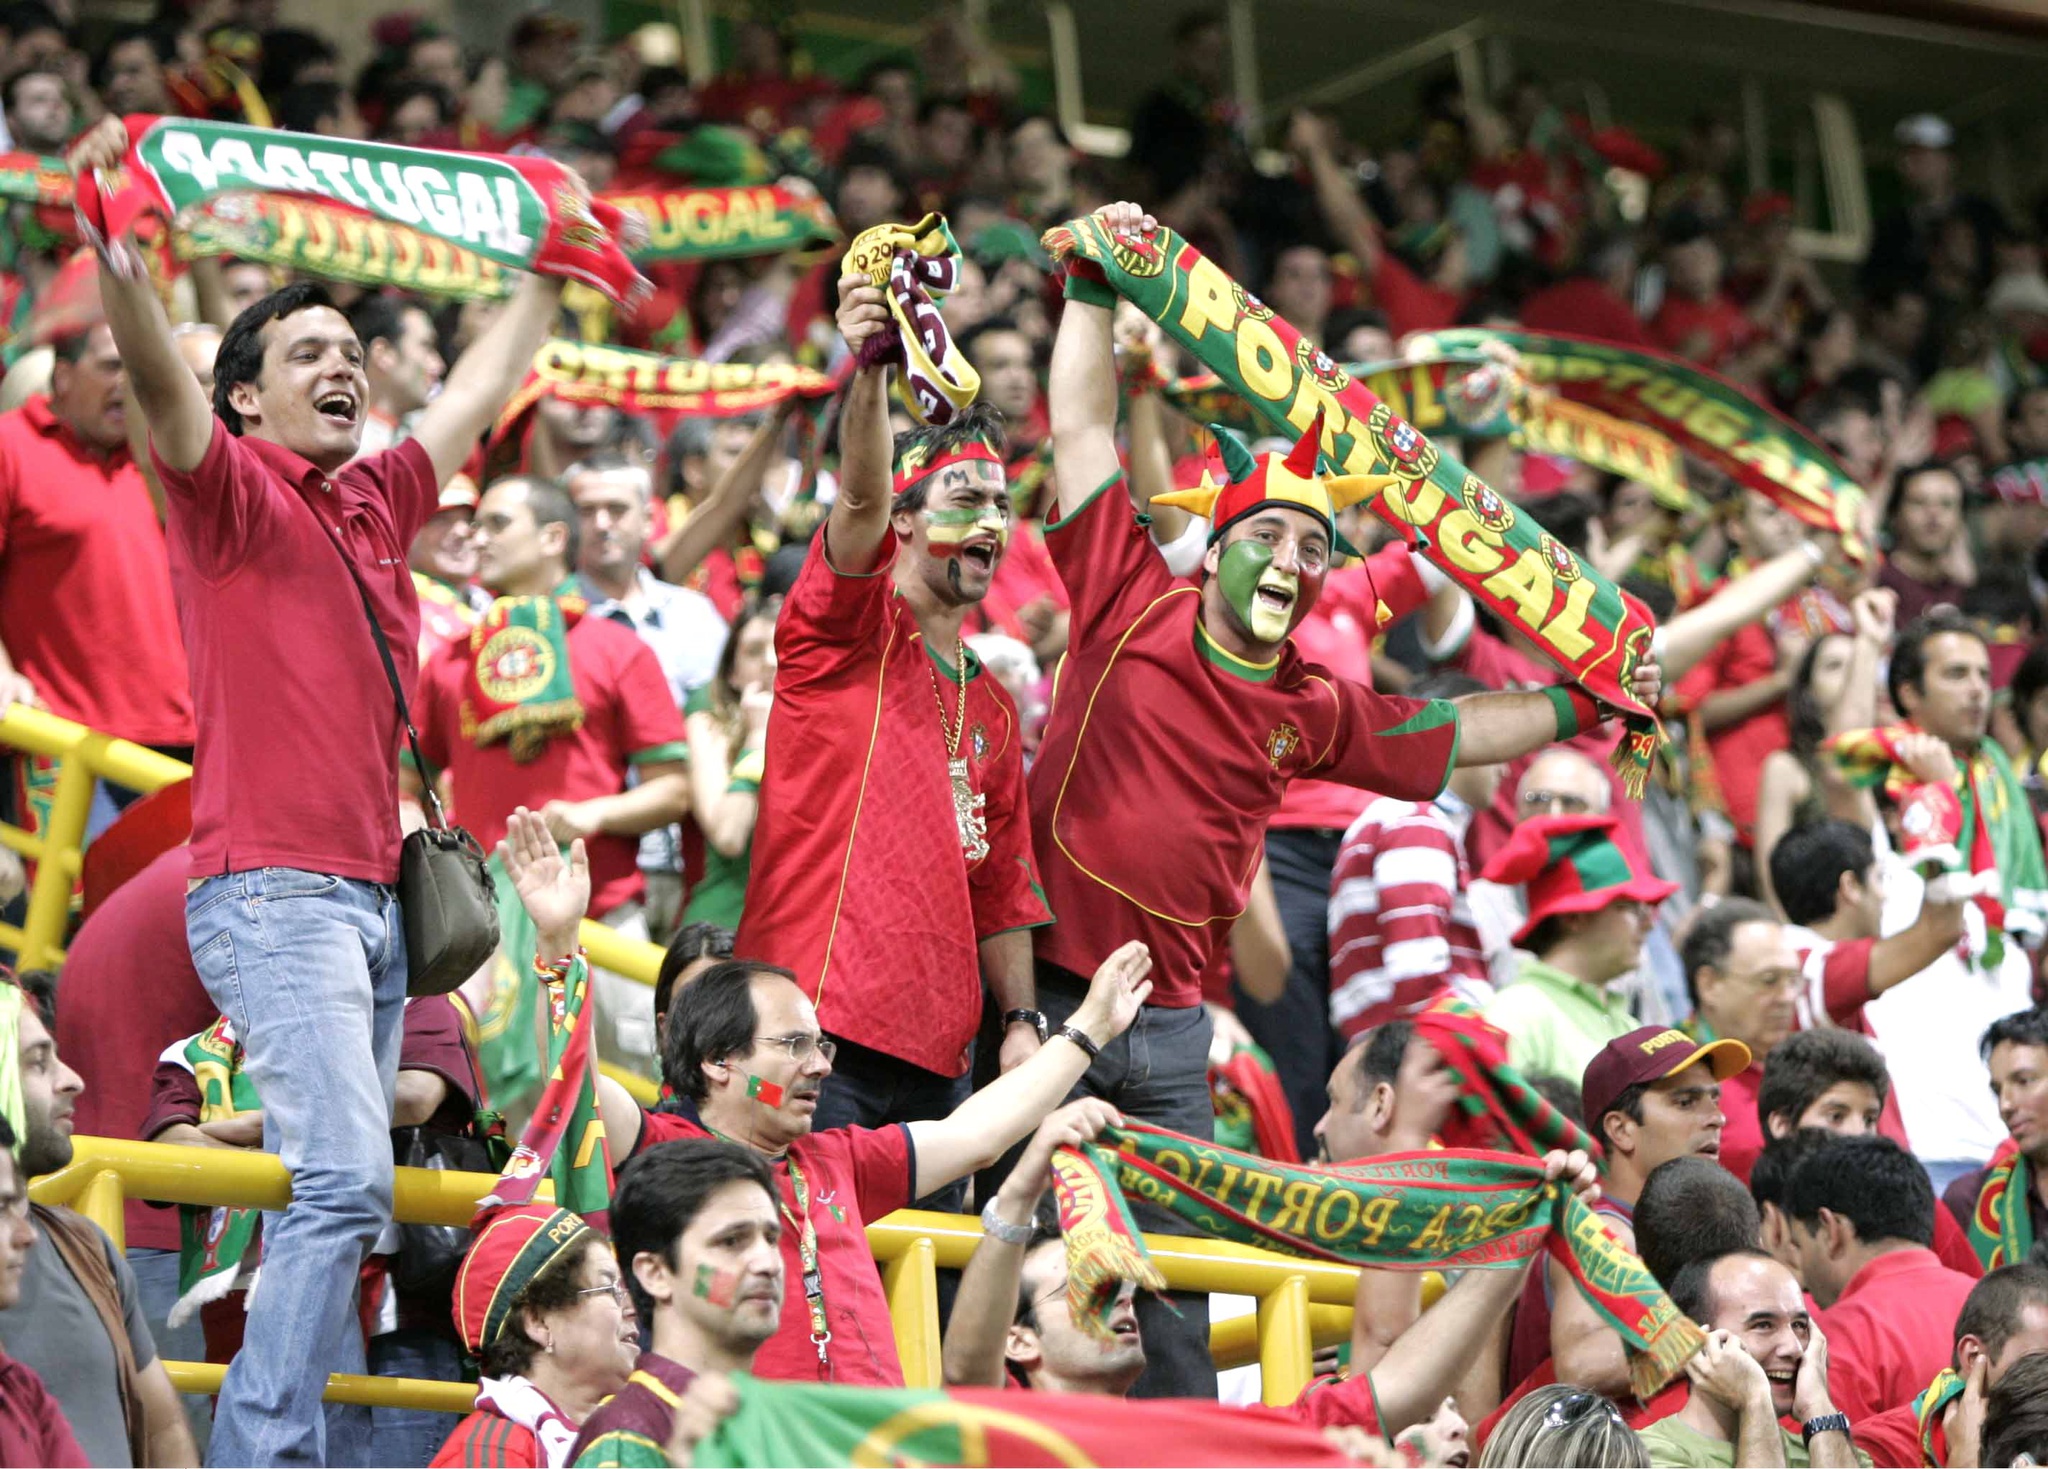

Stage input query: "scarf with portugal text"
[
  {"left": 1051, "top": 1122, "right": 1697, "bottom": 1400},
  {"left": 1045, "top": 214, "right": 1664, "bottom": 796},
  {"left": 72, "top": 115, "right": 648, "bottom": 305}
]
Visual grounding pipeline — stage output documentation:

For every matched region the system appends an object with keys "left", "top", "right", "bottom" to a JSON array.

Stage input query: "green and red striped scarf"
[
  {"left": 1966, "top": 1137, "right": 2034, "bottom": 1271},
  {"left": 1051, "top": 1122, "right": 1699, "bottom": 1398},
  {"left": 1210, "top": 1039, "right": 1299, "bottom": 1162},
  {"left": 163, "top": 1018, "right": 263, "bottom": 1324},
  {"left": 1409, "top": 996, "right": 1599, "bottom": 1157},
  {"left": 460, "top": 595, "right": 587, "bottom": 765},
  {"left": 1912, "top": 1368, "right": 1966, "bottom": 1467}
]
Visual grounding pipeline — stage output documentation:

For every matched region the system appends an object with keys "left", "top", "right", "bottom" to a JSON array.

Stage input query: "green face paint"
[{"left": 1217, "top": 538, "right": 1298, "bottom": 643}]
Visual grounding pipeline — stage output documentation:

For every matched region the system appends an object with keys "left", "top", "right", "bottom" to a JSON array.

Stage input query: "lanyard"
[{"left": 779, "top": 1155, "right": 832, "bottom": 1372}]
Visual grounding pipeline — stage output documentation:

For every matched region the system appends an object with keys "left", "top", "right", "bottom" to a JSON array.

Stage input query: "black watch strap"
[
  {"left": 1002, "top": 1008, "right": 1049, "bottom": 1042},
  {"left": 1053, "top": 1023, "right": 1101, "bottom": 1060},
  {"left": 1801, "top": 1412, "right": 1850, "bottom": 1447}
]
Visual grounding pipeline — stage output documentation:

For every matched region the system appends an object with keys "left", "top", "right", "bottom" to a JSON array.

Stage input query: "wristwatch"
[
  {"left": 980, "top": 1199, "right": 1034, "bottom": 1246},
  {"left": 1053, "top": 1023, "right": 1102, "bottom": 1060},
  {"left": 1801, "top": 1413, "right": 1851, "bottom": 1447},
  {"left": 1002, "top": 1008, "right": 1050, "bottom": 1042}
]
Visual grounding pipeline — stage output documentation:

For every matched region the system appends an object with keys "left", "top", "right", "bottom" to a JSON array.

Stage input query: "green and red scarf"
[
  {"left": 1827, "top": 725, "right": 2048, "bottom": 968},
  {"left": 75, "top": 115, "right": 648, "bottom": 304},
  {"left": 460, "top": 596, "right": 587, "bottom": 764},
  {"left": 1046, "top": 215, "right": 1664, "bottom": 795},
  {"left": 1911, "top": 1367, "right": 1966, "bottom": 1467},
  {"left": 1410, "top": 996, "right": 1599, "bottom": 1158},
  {"left": 1209, "top": 1039, "right": 1299, "bottom": 1162},
  {"left": 1051, "top": 1122, "right": 1699, "bottom": 1398},
  {"left": 605, "top": 180, "right": 838, "bottom": 263},
  {"left": 1418, "top": 328, "right": 1873, "bottom": 564},
  {"left": 162, "top": 1017, "right": 263, "bottom": 1325},
  {"left": 1966, "top": 1137, "right": 2034, "bottom": 1271}
]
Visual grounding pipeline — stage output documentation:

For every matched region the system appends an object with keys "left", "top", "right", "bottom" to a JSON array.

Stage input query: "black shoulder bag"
[{"left": 316, "top": 510, "right": 500, "bottom": 996}]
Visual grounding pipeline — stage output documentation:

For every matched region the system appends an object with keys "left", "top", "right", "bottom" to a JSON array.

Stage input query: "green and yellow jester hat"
[{"left": 1149, "top": 408, "right": 1394, "bottom": 560}]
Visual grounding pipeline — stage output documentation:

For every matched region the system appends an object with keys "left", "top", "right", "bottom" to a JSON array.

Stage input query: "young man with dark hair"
[
  {"left": 1635, "top": 1157, "right": 1766, "bottom": 1290},
  {"left": 0, "top": 319, "right": 194, "bottom": 829},
  {"left": 1945, "top": 1008, "right": 2048, "bottom": 1272},
  {"left": 738, "top": 281, "right": 1051, "bottom": 1163},
  {"left": 72, "top": 107, "right": 571, "bottom": 1463},
  {"left": 652, "top": 923, "right": 736, "bottom": 1044},
  {"left": 1879, "top": 464, "right": 1971, "bottom": 626},
  {"left": 0, "top": 1113, "right": 89, "bottom": 1467},
  {"left": 1982, "top": 1350, "right": 2048, "bottom": 1467},
  {"left": 568, "top": 1141, "right": 780, "bottom": 1467},
  {"left": 1642, "top": 1249, "right": 1858, "bottom": 1468},
  {"left": 344, "top": 293, "right": 443, "bottom": 456},
  {"left": 1758, "top": 1030, "right": 1890, "bottom": 1141},
  {"left": 1851, "top": 1262, "right": 2048, "bottom": 1467},
  {"left": 1787, "top": 1134, "right": 1979, "bottom": 1423},
  {"left": 2, "top": 65, "right": 70, "bottom": 154},
  {"left": 1752, "top": 1128, "right": 1835, "bottom": 1281},
  {"left": 1680, "top": 898, "right": 1803, "bottom": 1182}
]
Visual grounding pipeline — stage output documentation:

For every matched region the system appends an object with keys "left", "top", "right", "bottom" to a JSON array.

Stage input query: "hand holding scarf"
[{"left": 842, "top": 213, "right": 980, "bottom": 424}]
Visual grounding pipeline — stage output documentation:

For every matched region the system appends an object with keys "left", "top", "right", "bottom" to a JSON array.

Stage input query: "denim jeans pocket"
[
  {"left": 186, "top": 872, "right": 247, "bottom": 919},
  {"left": 256, "top": 868, "right": 344, "bottom": 901}
]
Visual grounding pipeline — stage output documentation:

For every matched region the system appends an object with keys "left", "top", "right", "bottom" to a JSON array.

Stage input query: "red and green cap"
[
  {"left": 1480, "top": 812, "right": 1678, "bottom": 947},
  {"left": 453, "top": 1204, "right": 595, "bottom": 1356},
  {"left": 1148, "top": 408, "right": 1395, "bottom": 558}
]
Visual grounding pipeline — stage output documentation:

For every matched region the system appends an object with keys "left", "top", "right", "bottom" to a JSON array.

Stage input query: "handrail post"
[
  {"left": 76, "top": 1169, "right": 128, "bottom": 1251},
  {"left": 880, "top": 1235, "right": 941, "bottom": 1389},
  {"left": 17, "top": 750, "right": 92, "bottom": 973},
  {"left": 1257, "top": 1273, "right": 1313, "bottom": 1407}
]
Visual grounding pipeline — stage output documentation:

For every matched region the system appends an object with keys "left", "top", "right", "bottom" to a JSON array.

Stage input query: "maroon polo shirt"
[
  {"left": 0, "top": 397, "right": 193, "bottom": 745},
  {"left": 153, "top": 420, "right": 438, "bottom": 882},
  {"left": 1820, "top": 1246, "right": 1979, "bottom": 1424},
  {"left": 52, "top": 847, "right": 216, "bottom": 1251}
]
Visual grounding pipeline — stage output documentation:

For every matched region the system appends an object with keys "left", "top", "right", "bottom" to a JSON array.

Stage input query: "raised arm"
[
  {"left": 1049, "top": 203, "right": 1155, "bottom": 517},
  {"left": 658, "top": 403, "right": 795, "bottom": 584},
  {"left": 1450, "top": 664, "right": 1663, "bottom": 768},
  {"left": 411, "top": 270, "right": 565, "bottom": 486},
  {"left": 1656, "top": 542, "right": 1821, "bottom": 683},
  {"left": 823, "top": 273, "right": 897, "bottom": 573},
  {"left": 71, "top": 117, "right": 213, "bottom": 472}
]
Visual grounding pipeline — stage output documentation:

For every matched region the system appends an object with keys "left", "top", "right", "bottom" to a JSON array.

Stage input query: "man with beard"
[
  {"left": 736, "top": 277, "right": 1049, "bottom": 1161},
  {"left": 1040, "top": 200, "right": 1661, "bottom": 1396}
]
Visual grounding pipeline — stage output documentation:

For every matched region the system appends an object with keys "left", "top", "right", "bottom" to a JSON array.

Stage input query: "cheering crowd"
[{"left": 7, "top": 3, "right": 2048, "bottom": 1466}]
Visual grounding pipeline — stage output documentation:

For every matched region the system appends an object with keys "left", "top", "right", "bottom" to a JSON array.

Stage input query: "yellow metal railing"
[{"left": 33, "top": 1137, "right": 1361, "bottom": 1408}]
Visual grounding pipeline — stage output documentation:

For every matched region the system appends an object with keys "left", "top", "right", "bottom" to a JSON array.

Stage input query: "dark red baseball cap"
[{"left": 1581, "top": 1024, "right": 1751, "bottom": 1133}]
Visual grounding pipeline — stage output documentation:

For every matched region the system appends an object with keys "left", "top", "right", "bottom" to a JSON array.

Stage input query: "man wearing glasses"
[{"left": 1679, "top": 899, "right": 1807, "bottom": 1184}]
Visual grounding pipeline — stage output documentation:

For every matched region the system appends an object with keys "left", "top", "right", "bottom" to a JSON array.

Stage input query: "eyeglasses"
[
  {"left": 1519, "top": 789, "right": 1595, "bottom": 815},
  {"left": 577, "top": 1280, "right": 633, "bottom": 1311},
  {"left": 1740, "top": 969, "right": 1804, "bottom": 994},
  {"left": 754, "top": 1033, "right": 836, "bottom": 1066}
]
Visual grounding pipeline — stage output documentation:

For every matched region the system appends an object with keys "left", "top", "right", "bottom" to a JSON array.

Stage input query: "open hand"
[
  {"left": 500, "top": 805, "right": 588, "bottom": 956},
  {"left": 1072, "top": 941, "right": 1153, "bottom": 1048}
]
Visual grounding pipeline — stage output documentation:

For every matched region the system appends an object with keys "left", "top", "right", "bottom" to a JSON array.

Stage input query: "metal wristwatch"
[
  {"left": 980, "top": 1199, "right": 1034, "bottom": 1245},
  {"left": 1801, "top": 1413, "right": 1850, "bottom": 1447},
  {"left": 1002, "top": 1008, "right": 1050, "bottom": 1042}
]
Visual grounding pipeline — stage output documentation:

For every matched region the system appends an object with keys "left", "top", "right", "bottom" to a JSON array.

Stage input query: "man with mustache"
[{"left": 1038, "top": 199, "right": 1663, "bottom": 1397}]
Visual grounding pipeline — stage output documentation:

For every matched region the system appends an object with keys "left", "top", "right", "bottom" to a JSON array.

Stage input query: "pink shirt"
[
  {"left": 155, "top": 422, "right": 438, "bottom": 882},
  {"left": 1821, "top": 1248, "right": 1979, "bottom": 1424}
]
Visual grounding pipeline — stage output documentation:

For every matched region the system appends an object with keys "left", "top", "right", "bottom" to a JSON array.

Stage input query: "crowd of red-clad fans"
[{"left": 6, "top": 1, "right": 2048, "bottom": 1465}]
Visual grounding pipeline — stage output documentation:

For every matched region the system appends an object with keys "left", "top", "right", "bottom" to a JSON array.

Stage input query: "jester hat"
[
  {"left": 1480, "top": 812, "right": 1678, "bottom": 947},
  {"left": 1150, "top": 408, "right": 1390, "bottom": 559}
]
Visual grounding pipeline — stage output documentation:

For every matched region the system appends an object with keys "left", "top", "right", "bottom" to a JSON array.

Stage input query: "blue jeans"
[
  {"left": 367, "top": 1329, "right": 467, "bottom": 1467},
  {"left": 187, "top": 868, "right": 408, "bottom": 1468}
]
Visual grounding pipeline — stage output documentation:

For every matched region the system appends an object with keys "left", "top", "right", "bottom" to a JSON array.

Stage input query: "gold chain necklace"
[
  {"left": 927, "top": 636, "right": 967, "bottom": 759},
  {"left": 927, "top": 636, "right": 989, "bottom": 861}
]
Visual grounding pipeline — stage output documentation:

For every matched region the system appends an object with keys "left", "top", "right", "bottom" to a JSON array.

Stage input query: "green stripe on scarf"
[
  {"left": 477, "top": 856, "right": 545, "bottom": 1109},
  {"left": 1968, "top": 1138, "right": 2034, "bottom": 1271},
  {"left": 1054, "top": 1123, "right": 1699, "bottom": 1397},
  {"left": 1912, "top": 1368, "right": 1965, "bottom": 1468},
  {"left": 461, "top": 596, "right": 585, "bottom": 764},
  {"left": 171, "top": 1018, "right": 263, "bottom": 1323}
]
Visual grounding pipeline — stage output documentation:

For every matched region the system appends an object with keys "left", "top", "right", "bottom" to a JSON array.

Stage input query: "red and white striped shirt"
[{"left": 1328, "top": 794, "right": 1493, "bottom": 1039}]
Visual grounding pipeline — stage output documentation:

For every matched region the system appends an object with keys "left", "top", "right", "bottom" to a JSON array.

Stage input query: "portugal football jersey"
[{"left": 1028, "top": 472, "right": 1462, "bottom": 1008}]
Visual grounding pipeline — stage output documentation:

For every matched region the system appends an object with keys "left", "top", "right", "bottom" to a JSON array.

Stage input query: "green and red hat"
[
  {"left": 1149, "top": 408, "right": 1393, "bottom": 558},
  {"left": 453, "top": 1204, "right": 596, "bottom": 1356},
  {"left": 1480, "top": 812, "right": 1678, "bottom": 947}
]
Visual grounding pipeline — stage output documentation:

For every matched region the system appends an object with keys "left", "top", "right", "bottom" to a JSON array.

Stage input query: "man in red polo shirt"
[
  {"left": 0, "top": 321, "right": 193, "bottom": 829},
  {"left": 74, "top": 110, "right": 576, "bottom": 1465},
  {"left": 1788, "top": 1134, "right": 1981, "bottom": 1425},
  {"left": 413, "top": 474, "right": 688, "bottom": 1083},
  {"left": 737, "top": 273, "right": 1049, "bottom": 1165},
  {"left": 1680, "top": 898, "right": 1804, "bottom": 1183},
  {"left": 1041, "top": 200, "right": 1661, "bottom": 1397}
]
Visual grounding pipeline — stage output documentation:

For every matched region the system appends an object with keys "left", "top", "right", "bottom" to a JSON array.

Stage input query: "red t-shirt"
[
  {"left": 1649, "top": 293, "right": 1756, "bottom": 369},
  {"left": 415, "top": 611, "right": 687, "bottom": 916},
  {"left": 430, "top": 1411, "right": 540, "bottom": 1468},
  {"left": 1029, "top": 473, "right": 1461, "bottom": 1009},
  {"left": 1790, "top": 935, "right": 1919, "bottom": 1166},
  {"left": 0, "top": 1350, "right": 87, "bottom": 1468},
  {"left": 1718, "top": 1063, "right": 1769, "bottom": 1184},
  {"left": 737, "top": 530, "right": 1050, "bottom": 1077},
  {"left": 154, "top": 423, "right": 439, "bottom": 882},
  {"left": 635, "top": 1105, "right": 914, "bottom": 1385},
  {"left": 1674, "top": 620, "right": 1787, "bottom": 841},
  {"left": 1821, "top": 1248, "right": 1979, "bottom": 1424},
  {"left": 0, "top": 397, "right": 193, "bottom": 745},
  {"left": 1517, "top": 279, "right": 1654, "bottom": 349},
  {"left": 1273, "top": 547, "right": 1430, "bottom": 832},
  {"left": 52, "top": 847, "right": 216, "bottom": 1251},
  {"left": 1854, "top": 1400, "right": 1933, "bottom": 1468}
]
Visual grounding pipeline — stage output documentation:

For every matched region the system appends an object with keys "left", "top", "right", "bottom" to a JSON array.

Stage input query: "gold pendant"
[{"left": 949, "top": 756, "right": 990, "bottom": 863}]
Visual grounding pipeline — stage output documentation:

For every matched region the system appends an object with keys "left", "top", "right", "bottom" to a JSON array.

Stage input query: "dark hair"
[
  {"left": 611, "top": 1139, "right": 777, "bottom": 1323},
  {"left": 1983, "top": 1351, "right": 2048, "bottom": 1467},
  {"left": 477, "top": 1234, "right": 600, "bottom": 1378},
  {"left": 1012, "top": 1221, "right": 1068, "bottom": 1333},
  {"left": 1783, "top": 632, "right": 1849, "bottom": 758},
  {"left": 708, "top": 597, "right": 779, "bottom": 742},
  {"left": 891, "top": 401, "right": 1008, "bottom": 514},
  {"left": 214, "top": 282, "right": 344, "bottom": 435},
  {"left": 1787, "top": 1133, "right": 1933, "bottom": 1247},
  {"left": 486, "top": 475, "right": 580, "bottom": 571},
  {"left": 1355, "top": 1020, "right": 1413, "bottom": 1097},
  {"left": 1596, "top": 1082, "right": 1649, "bottom": 1148},
  {"left": 1668, "top": 1247, "right": 1780, "bottom": 1325},
  {"left": 1635, "top": 1156, "right": 1763, "bottom": 1287},
  {"left": 1888, "top": 461, "right": 1964, "bottom": 524},
  {"left": 1323, "top": 306, "right": 1390, "bottom": 352},
  {"left": 49, "top": 326, "right": 100, "bottom": 365},
  {"left": 275, "top": 79, "right": 345, "bottom": 134},
  {"left": 1749, "top": 1127, "right": 1835, "bottom": 1214},
  {"left": 1680, "top": 897, "right": 1776, "bottom": 1008},
  {"left": 92, "top": 22, "right": 173, "bottom": 83},
  {"left": 1957, "top": 1264, "right": 2048, "bottom": 1366},
  {"left": 1889, "top": 609, "right": 1985, "bottom": 714},
  {"left": 380, "top": 79, "right": 452, "bottom": 131},
  {"left": 958, "top": 316, "right": 1034, "bottom": 363},
  {"left": 663, "top": 961, "right": 789, "bottom": 1100},
  {"left": 653, "top": 923, "right": 737, "bottom": 1026},
  {"left": 1173, "top": 8, "right": 1225, "bottom": 44},
  {"left": 1770, "top": 821, "right": 1873, "bottom": 927},
  {"left": 6, "top": 968, "right": 56, "bottom": 1029},
  {"left": 838, "top": 138, "right": 909, "bottom": 198},
  {"left": 1757, "top": 1030, "right": 1890, "bottom": 1136},
  {"left": 1982, "top": 1008, "right": 2048, "bottom": 1062},
  {"left": 1, "top": 62, "right": 65, "bottom": 118},
  {"left": 2013, "top": 642, "right": 2048, "bottom": 749},
  {"left": 345, "top": 293, "right": 426, "bottom": 354},
  {"left": 0, "top": 1111, "right": 14, "bottom": 1153}
]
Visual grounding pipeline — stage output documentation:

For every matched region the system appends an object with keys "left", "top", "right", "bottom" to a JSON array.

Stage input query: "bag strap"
[
  {"left": 309, "top": 504, "right": 451, "bottom": 831},
  {"left": 32, "top": 1204, "right": 144, "bottom": 1464}
]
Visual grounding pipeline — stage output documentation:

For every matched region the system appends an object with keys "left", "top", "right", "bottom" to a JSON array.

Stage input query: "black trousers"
[
  {"left": 813, "top": 1035, "right": 972, "bottom": 1213},
  {"left": 1235, "top": 827, "right": 1345, "bottom": 1161}
]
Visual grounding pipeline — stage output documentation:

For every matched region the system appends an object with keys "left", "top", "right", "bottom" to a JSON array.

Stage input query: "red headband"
[{"left": 891, "top": 440, "right": 1004, "bottom": 497}]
